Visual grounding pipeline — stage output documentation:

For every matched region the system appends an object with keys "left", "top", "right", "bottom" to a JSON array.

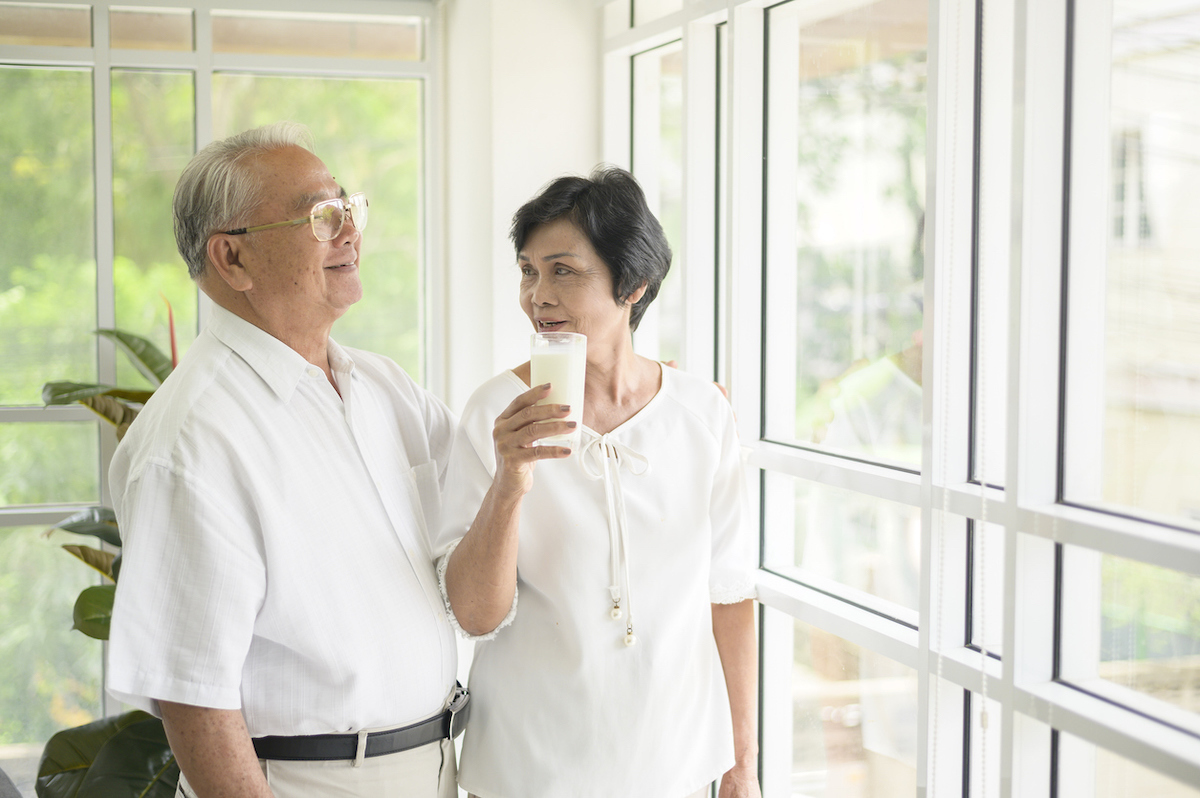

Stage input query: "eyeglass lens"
[{"left": 313, "top": 194, "right": 368, "bottom": 241}]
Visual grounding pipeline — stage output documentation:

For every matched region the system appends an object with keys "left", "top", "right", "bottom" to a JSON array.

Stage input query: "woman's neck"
[
  {"left": 582, "top": 339, "right": 660, "bottom": 434},
  {"left": 585, "top": 337, "right": 641, "bottom": 399}
]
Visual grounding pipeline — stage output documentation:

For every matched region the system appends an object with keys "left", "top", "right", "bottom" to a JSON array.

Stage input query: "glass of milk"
[{"left": 530, "top": 331, "right": 587, "bottom": 450}]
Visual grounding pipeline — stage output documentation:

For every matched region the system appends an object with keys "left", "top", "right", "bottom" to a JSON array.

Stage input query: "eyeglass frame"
[{"left": 218, "top": 192, "right": 368, "bottom": 242}]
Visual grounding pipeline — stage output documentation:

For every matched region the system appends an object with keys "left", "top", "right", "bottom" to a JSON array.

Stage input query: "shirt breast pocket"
[{"left": 405, "top": 461, "right": 443, "bottom": 556}]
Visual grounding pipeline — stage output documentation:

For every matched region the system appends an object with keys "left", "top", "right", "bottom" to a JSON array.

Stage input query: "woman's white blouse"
[{"left": 435, "top": 365, "right": 757, "bottom": 798}]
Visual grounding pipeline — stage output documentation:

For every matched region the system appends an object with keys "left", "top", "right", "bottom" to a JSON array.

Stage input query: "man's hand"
[
  {"left": 718, "top": 763, "right": 761, "bottom": 798},
  {"left": 662, "top": 359, "right": 731, "bottom": 401}
]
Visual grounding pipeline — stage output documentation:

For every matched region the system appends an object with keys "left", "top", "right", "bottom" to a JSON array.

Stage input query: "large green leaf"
[
  {"left": 80, "top": 395, "right": 141, "bottom": 440},
  {"left": 62, "top": 545, "right": 116, "bottom": 581},
  {"left": 51, "top": 507, "right": 121, "bottom": 548},
  {"left": 76, "top": 717, "right": 178, "bottom": 798},
  {"left": 42, "top": 381, "right": 154, "bottom": 406},
  {"left": 36, "top": 710, "right": 153, "bottom": 798},
  {"left": 72, "top": 585, "right": 115, "bottom": 640},
  {"left": 96, "top": 329, "right": 173, "bottom": 387}
]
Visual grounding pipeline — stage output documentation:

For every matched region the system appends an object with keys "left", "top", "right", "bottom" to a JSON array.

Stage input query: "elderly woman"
[{"left": 435, "top": 167, "right": 759, "bottom": 798}]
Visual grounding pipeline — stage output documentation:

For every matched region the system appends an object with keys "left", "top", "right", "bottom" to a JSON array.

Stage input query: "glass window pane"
[
  {"left": 969, "top": 520, "right": 1004, "bottom": 656},
  {"left": 212, "top": 11, "right": 422, "bottom": 61},
  {"left": 109, "top": 7, "right": 192, "bottom": 51},
  {"left": 1101, "top": 554, "right": 1200, "bottom": 717},
  {"left": 763, "top": 473, "right": 921, "bottom": 616},
  {"left": 0, "top": 422, "right": 100, "bottom": 505},
  {"left": 778, "top": 610, "right": 918, "bottom": 795},
  {"left": 1059, "top": 731, "right": 1200, "bottom": 798},
  {"left": 632, "top": 0, "right": 681, "bottom": 27},
  {"left": 1100, "top": 3, "right": 1200, "bottom": 524},
  {"left": 763, "top": 0, "right": 927, "bottom": 469},
  {"left": 0, "top": 66, "right": 96, "bottom": 407},
  {"left": 212, "top": 74, "right": 424, "bottom": 378},
  {"left": 0, "top": 2, "right": 90, "bottom": 47},
  {"left": 631, "top": 40, "right": 684, "bottom": 365},
  {"left": 1066, "top": 1, "right": 1200, "bottom": 528},
  {"left": 111, "top": 69, "right": 197, "bottom": 388},
  {"left": 0, "top": 525, "right": 104, "bottom": 798}
]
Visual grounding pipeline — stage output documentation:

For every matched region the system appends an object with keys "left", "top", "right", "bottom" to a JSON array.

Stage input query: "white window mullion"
[
  {"left": 725, "top": 2, "right": 764, "bottom": 445},
  {"left": 194, "top": 4, "right": 215, "bottom": 331},
  {"left": 1060, "top": 0, "right": 1113, "bottom": 506},
  {"left": 723, "top": 2, "right": 771, "bottom": 788},
  {"left": 92, "top": 3, "right": 118, "bottom": 513},
  {"left": 207, "top": 53, "right": 431, "bottom": 78},
  {"left": 1007, "top": 0, "right": 1072, "bottom": 789},
  {"left": 923, "top": 0, "right": 980, "bottom": 787},
  {"left": 682, "top": 17, "right": 717, "bottom": 377},
  {"left": 423, "top": 12, "right": 445, "bottom": 399},
  {"left": 602, "top": 49, "right": 632, "bottom": 168},
  {"left": 1019, "top": 680, "right": 1200, "bottom": 788},
  {"left": 758, "top": 597, "right": 794, "bottom": 796},
  {"left": 748, "top": 440, "right": 922, "bottom": 507},
  {"left": 761, "top": 1, "right": 798, "bottom": 445},
  {"left": 1017, "top": 503, "right": 1200, "bottom": 577},
  {"left": 759, "top": 571, "right": 921, "bottom": 668}
]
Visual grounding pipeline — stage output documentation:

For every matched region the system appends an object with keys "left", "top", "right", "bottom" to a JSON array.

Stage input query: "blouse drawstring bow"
[{"left": 580, "top": 432, "right": 649, "bottom": 647}]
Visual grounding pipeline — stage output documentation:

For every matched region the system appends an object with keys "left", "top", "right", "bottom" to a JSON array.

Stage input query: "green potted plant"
[{"left": 37, "top": 326, "right": 179, "bottom": 798}]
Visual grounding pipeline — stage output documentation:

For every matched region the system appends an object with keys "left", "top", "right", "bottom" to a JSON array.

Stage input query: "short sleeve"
[
  {"left": 433, "top": 388, "right": 498, "bottom": 560},
  {"left": 420, "top": 383, "right": 458, "bottom": 489},
  {"left": 707, "top": 403, "right": 758, "bottom": 604},
  {"left": 107, "top": 461, "right": 266, "bottom": 714}
]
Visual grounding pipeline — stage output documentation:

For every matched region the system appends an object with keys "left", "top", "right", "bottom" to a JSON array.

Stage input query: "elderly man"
[{"left": 107, "top": 122, "right": 462, "bottom": 798}]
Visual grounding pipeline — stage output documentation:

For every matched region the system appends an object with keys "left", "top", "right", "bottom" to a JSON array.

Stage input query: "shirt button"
[{"left": 306, "top": 367, "right": 322, "bottom": 378}]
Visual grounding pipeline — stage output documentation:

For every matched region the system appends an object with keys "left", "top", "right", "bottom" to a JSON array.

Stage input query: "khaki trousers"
[
  {"left": 177, "top": 737, "right": 456, "bottom": 798},
  {"left": 469, "top": 787, "right": 708, "bottom": 798}
]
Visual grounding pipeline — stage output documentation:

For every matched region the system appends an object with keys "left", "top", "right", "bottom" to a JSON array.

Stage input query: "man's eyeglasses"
[{"left": 220, "top": 192, "right": 368, "bottom": 242}]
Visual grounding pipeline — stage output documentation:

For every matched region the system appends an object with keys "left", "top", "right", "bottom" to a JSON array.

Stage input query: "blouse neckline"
[{"left": 504, "top": 360, "right": 668, "bottom": 439}]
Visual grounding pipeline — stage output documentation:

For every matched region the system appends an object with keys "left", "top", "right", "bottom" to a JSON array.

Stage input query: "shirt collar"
[{"left": 206, "top": 304, "right": 355, "bottom": 402}]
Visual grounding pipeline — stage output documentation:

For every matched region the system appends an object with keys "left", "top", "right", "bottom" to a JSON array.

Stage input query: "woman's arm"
[
  {"left": 712, "top": 599, "right": 762, "bottom": 798},
  {"left": 443, "top": 383, "right": 573, "bottom": 636}
]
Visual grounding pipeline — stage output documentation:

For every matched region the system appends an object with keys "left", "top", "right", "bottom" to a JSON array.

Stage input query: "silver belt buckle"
[{"left": 448, "top": 683, "right": 470, "bottom": 739}]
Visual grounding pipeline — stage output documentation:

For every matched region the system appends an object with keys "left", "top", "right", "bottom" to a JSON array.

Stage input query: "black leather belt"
[{"left": 251, "top": 684, "right": 470, "bottom": 762}]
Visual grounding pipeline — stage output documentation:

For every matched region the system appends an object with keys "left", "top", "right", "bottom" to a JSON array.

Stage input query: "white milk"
[{"left": 530, "top": 332, "right": 586, "bottom": 449}]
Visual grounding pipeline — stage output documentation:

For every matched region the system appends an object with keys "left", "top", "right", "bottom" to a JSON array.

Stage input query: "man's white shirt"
[{"left": 107, "top": 304, "right": 457, "bottom": 736}]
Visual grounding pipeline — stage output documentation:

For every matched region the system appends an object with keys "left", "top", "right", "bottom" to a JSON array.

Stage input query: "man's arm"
[{"left": 159, "top": 702, "right": 273, "bottom": 798}]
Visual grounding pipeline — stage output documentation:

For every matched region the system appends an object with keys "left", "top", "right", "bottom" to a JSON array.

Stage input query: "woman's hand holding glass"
[{"left": 491, "top": 382, "right": 575, "bottom": 497}]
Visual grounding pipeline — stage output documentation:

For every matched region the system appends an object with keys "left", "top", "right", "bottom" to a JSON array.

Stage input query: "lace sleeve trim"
[
  {"left": 436, "top": 538, "right": 519, "bottom": 642},
  {"left": 710, "top": 577, "right": 758, "bottom": 605}
]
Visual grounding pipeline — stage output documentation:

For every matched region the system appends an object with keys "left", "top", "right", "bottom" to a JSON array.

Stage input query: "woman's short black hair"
[{"left": 510, "top": 166, "right": 671, "bottom": 332}]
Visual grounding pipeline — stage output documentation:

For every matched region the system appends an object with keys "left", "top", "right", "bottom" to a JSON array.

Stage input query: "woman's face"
[{"left": 518, "top": 217, "right": 645, "bottom": 355}]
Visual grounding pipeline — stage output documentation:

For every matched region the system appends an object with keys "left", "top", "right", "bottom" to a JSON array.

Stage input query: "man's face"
[{"left": 231, "top": 145, "right": 363, "bottom": 330}]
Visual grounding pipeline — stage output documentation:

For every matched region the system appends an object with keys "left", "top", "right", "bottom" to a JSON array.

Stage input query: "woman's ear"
[
  {"left": 627, "top": 281, "right": 649, "bottom": 305},
  {"left": 207, "top": 234, "right": 254, "bottom": 293}
]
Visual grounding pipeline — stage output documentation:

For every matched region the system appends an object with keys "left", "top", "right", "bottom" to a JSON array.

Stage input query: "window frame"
[
  {"left": 0, "top": 0, "right": 444, "bottom": 737},
  {"left": 0, "top": 0, "right": 444, "bottom": 529},
  {"left": 603, "top": 0, "right": 1200, "bottom": 793}
]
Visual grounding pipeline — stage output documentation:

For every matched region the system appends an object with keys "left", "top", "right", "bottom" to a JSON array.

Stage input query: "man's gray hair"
[{"left": 173, "top": 121, "right": 315, "bottom": 280}]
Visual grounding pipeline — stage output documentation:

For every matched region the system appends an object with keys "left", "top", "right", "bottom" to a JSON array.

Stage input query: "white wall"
[{"left": 441, "top": 0, "right": 603, "bottom": 413}]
